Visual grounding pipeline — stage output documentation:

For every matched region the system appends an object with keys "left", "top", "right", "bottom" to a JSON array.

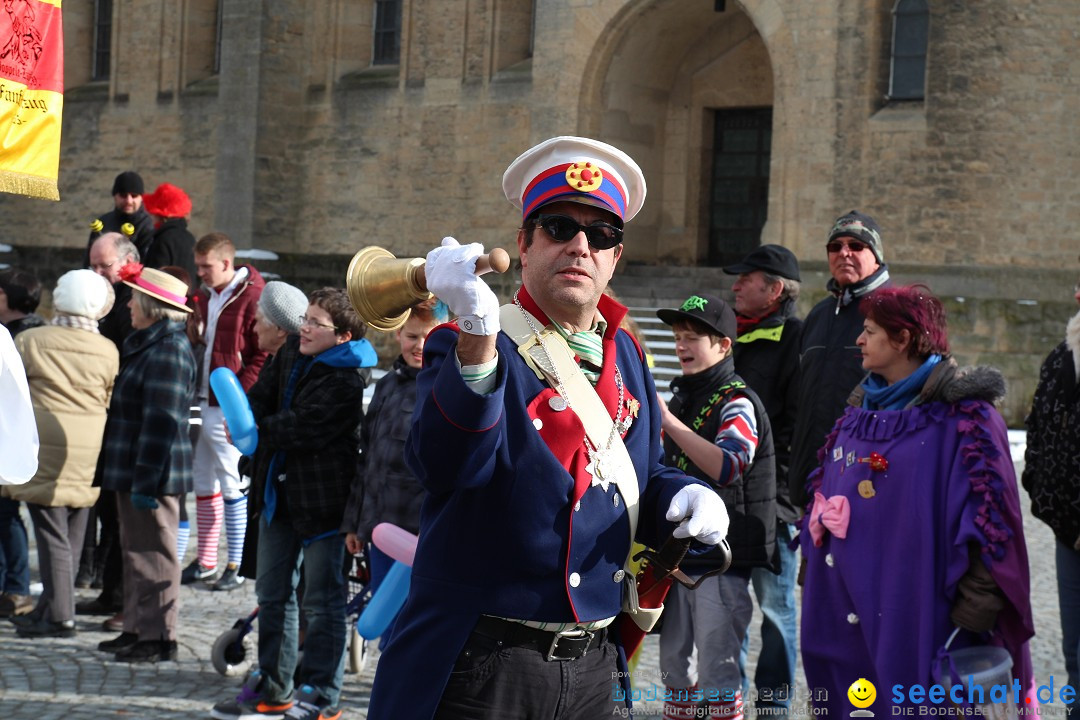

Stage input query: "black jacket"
[
  {"left": 247, "top": 335, "right": 369, "bottom": 537},
  {"left": 98, "top": 282, "right": 134, "bottom": 353},
  {"left": 1023, "top": 310, "right": 1080, "bottom": 548},
  {"left": 733, "top": 299, "right": 802, "bottom": 524},
  {"left": 342, "top": 357, "right": 425, "bottom": 539},
  {"left": 86, "top": 206, "right": 155, "bottom": 263},
  {"left": 789, "top": 265, "right": 890, "bottom": 511},
  {"left": 143, "top": 218, "right": 197, "bottom": 282},
  {"left": 664, "top": 356, "right": 777, "bottom": 572},
  {"left": 4, "top": 314, "right": 45, "bottom": 337}
]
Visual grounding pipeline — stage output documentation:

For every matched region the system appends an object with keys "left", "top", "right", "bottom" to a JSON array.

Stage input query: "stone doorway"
[{"left": 578, "top": 0, "right": 776, "bottom": 266}]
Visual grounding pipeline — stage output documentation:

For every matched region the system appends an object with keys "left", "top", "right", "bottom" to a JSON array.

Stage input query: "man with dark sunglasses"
[
  {"left": 788, "top": 210, "right": 891, "bottom": 513},
  {"left": 367, "top": 136, "right": 730, "bottom": 720}
]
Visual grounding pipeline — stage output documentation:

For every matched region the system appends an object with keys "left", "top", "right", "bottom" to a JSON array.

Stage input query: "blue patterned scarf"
[{"left": 860, "top": 354, "right": 942, "bottom": 411}]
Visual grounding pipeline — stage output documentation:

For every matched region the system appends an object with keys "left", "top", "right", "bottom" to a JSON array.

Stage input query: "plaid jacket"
[
  {"left": 248, "top": 335, "right": 368, "bottom": 537},
  {"left": 99, "top": 319, "right": 196, "bottom": 496}
]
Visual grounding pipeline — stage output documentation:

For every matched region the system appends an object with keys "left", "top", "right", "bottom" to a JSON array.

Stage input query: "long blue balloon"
[
  {"left": 356, "top": 560, "right": 411, "bottom": 639},
  {"left": 209, "top": 367, "right": 258, "bottom": 455}
]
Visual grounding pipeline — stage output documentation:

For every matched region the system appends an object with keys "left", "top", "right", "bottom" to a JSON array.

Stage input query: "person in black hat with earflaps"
[
  {"left": 789, "top": 210, "right": 890, "bottom": 514},
  {"left": 654, "top": 293, "right": 777, "bottom": 720},
  {"left": 85, "top": 171, "right": 155, "bottom": 265},
  {"left": 722, "top": 244, "right": 803, "bottom": 716}
]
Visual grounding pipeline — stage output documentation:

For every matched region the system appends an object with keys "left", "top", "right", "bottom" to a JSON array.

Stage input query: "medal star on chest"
[{"left": 585, "top": 450, "right": 617, "bottom": 492}]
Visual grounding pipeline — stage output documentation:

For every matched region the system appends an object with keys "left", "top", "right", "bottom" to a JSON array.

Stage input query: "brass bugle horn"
[{"left": 346, "top": 245, "right": 511, "bottom": 331}]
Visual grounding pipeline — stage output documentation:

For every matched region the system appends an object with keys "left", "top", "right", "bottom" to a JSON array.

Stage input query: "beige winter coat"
[{"left": 4, "top": 325, "right": 118, "bottom": 507}]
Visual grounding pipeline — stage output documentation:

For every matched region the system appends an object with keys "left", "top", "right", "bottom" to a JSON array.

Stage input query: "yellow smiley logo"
[{"left": 847, "top": 678, "right": 876, "bottom": 709}]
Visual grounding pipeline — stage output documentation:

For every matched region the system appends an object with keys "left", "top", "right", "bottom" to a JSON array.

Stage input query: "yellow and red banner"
[{"left": 0, "top": 0, "right": 62, "bottom": 200}]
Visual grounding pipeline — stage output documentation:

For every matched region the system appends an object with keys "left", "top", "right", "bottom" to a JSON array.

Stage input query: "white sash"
[{"left": 499, "top": 304, "right": 662, "bottom": 632}]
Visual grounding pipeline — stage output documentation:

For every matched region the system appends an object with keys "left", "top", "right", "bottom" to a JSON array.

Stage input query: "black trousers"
[
  {"left": 434, "top": 625, "right": 622, "bottom": 720},
  {"left": 96, "top": 490, "right": 123, "bottom": 605}
]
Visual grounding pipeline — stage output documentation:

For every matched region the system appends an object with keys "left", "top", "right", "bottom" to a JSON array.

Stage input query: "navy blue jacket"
[{"left": 368, "top": 289, "right": 705, "bottom": 719}]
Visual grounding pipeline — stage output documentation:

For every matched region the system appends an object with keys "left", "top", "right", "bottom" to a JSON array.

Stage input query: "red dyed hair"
[{"left": 860, "top": 284, "right": 949, "bottom": 359}]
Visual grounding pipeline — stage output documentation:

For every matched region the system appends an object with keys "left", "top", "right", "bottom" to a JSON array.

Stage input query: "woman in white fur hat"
[{"left": 6, "top": 269, "right": 119, "bottom": 638}]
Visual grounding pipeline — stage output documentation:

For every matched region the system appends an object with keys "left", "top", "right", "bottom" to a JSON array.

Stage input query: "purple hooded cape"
[{"left": 800, "top": 398, "right": 1034, "bottom": 715}]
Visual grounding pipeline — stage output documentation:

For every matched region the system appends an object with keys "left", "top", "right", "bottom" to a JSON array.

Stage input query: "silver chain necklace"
[{"left": 513, "top": 292, "right": 625, "bottom": 491}]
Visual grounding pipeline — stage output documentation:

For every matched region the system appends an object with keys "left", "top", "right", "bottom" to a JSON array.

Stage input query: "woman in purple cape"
[{"left": 800, "top": 285, "right": 1034, "bottom": 714}]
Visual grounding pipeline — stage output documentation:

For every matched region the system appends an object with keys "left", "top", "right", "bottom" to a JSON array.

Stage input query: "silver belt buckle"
[{"left": 546, "top": 629, "right": 594, "bottom": 661}]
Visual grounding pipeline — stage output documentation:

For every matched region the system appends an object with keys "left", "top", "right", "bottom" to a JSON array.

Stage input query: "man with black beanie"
[
  {"left": 789, "top": 211, "right": 890, "bottom": 513},
  {"left": 85, "top": 171, "right": 155, "bottom": 264}
]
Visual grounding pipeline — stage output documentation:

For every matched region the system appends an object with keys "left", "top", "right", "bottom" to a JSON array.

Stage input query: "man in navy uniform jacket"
[{"left": 367, "top": 137, "right": 730, "bottom": 719}]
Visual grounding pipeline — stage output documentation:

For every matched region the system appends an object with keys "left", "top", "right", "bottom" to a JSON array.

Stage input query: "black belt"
[{"left": 472, "top": 616, "right": 607, "bottom": 662}]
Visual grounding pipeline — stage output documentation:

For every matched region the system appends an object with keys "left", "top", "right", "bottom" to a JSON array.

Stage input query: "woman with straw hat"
[{"left": 96, "top": 263, "right": 196, "bottom": 663}]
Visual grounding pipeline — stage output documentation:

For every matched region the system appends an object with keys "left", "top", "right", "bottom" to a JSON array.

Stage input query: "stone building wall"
[{"left": 0, "top": 0, "right": 1076, "bottom": 424}]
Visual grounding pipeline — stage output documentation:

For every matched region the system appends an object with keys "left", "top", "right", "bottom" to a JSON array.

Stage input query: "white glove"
[
  {"left": 666, "top": 485, "right": 729, "bottom": 546},
  {"left": 425, "top": 237, "right": 501, "bottom": 336}
]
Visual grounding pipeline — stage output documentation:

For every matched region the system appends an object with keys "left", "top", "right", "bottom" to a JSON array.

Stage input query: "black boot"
[
  {"left": 98, "top": 632, "right": 137, "bottom": 652},
  {"left": 15, "top": 617, "right": 76, "bottom": 638},
  {"left": 115, "top": 639, "right": 177, "bottom": 663}
]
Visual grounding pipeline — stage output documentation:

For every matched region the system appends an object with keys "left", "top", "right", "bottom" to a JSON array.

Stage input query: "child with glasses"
[{"left": 211, "top": 287, "right": 377, "bottom": 720}]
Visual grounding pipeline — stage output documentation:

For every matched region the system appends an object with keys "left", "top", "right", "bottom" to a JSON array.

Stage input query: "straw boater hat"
[
  {"left": 501, "top": 136, "right": 648, "bottom": 224},
  {"left": 118, "top": 263, "right": 192, "bottom": 313}
]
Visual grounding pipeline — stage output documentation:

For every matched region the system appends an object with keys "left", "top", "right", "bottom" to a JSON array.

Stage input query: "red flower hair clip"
[{"left": 117, "top": 262, "right": 144, "bottom": 283}]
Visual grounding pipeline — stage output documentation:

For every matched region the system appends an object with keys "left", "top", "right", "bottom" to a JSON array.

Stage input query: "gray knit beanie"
[{"left": 258, "top": 281, "right": 308, "bottom": 334}]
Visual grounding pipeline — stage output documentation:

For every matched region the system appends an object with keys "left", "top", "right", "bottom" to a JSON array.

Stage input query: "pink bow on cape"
[{"left": 809, "top": 492, "right": 851, "bottom": 547}]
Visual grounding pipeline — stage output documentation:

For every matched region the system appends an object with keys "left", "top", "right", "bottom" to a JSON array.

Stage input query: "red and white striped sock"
[
  {"left": 195, "top": 493, "right": 223, "bottom": 570},
  {"left": 710, "top": 691, "right": 743, "bottom": 720},
  {"left": 664, "top": 685, "right": 701, "bottom": 720}
]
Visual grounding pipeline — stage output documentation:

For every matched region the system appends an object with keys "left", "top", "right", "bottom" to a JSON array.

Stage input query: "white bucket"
[{"left": 934, "top": 641, "right": 1017, "bottom": 720}]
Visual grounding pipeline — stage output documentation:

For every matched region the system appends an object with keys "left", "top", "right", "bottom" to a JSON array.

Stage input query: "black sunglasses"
[
  {"left": 826, "top": 239, "right": 870, "bottom": 254},
  {"left": 536, "top": 214, "right": 623, "bottom": 251}
]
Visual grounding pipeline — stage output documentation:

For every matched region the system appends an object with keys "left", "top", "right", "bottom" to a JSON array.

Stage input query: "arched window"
[{"left": 889, "top": 0, "right": 929, "bottom": 100}]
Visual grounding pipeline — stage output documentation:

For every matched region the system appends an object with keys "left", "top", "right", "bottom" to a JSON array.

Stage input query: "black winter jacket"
[
  {"left": 342, "top": 357, "right": 425, "bottom": 539},
  {"left": 98, "top": 282, "right": 134, "bottom": 353},
  {"left": 664, "top": 356, "right": 777, "bottom": 572},
  {"left": 1023, "top": 309, "right": 1080, "bottom": 548},
  {"left": 733, "top": 299, "right": 802, "bottom": 524},
  {"left": 4, "top": 314, "right": 45, "bottom": 337},
  {"left": 247, "top": 335, "right": 368, "bottom": 537},
  {"left": 789, "top": 265, "right": 890, "bottom": 511},
  {"left": 86, "top": 206, "right": 155, "bottom": 263},
  {"left": 143, "top": 218, "right": 197, "bottom": 283}
]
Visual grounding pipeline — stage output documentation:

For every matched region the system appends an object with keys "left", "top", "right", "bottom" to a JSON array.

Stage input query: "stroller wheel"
[
  {"left": 211, "top": 626, "right": 255, "bottom": 677},
  {"left": 347, "top": 626, "right": 368, "bottom": 674}
]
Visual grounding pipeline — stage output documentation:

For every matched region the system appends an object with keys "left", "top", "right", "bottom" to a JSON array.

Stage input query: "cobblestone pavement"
[{"left": 0, "top": 456, "right": 1066, "bottom": 719}]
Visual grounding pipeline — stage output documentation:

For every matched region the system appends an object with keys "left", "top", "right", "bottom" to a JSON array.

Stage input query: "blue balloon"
[
  {"left": 356, "top": 560, "right": 411, "bottom": 640},
  {"left": 209, "top": 367, "right": 258, "bottom": 455}
]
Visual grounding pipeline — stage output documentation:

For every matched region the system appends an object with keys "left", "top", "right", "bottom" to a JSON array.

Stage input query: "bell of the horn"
[{"left": 346, "top": 246, "right": 432, "bottom": 332}]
